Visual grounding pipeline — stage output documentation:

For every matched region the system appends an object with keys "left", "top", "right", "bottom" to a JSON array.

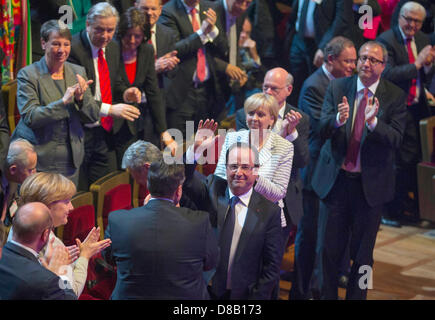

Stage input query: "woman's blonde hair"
[
  {"left": 18, "top": 172, "right": 76, "bottom": 207},
  {"left": 244, "top": 93, "right": 279, "bottom": 128}
]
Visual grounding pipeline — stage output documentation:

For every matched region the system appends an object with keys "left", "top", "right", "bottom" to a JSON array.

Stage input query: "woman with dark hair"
[
  {"left": 113, "top": 7, "right": 170, "bottom": 168},
  {"left": 12, "top": 20, "right": 100, "bottom": 186}
]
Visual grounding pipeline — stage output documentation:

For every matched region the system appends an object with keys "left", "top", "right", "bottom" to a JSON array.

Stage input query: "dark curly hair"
[{"left": 117, "top": 7, "right": 151, "bottom": 43}]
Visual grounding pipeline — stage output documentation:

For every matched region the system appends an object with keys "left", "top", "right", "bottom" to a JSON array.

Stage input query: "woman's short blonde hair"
[
  {"left": 244, "top": 93, "right": 279, "bottom": 128},
  {"left": 18, "top": 172, "right": 76, "bottom": 207}
]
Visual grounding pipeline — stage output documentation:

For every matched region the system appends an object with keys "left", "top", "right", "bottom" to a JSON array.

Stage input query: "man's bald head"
[
  {"left": 262, "top": 68, "right": 293, "bottom": 107},
  {"left": 12, "top": 202, "right": 52, "bottom": 246}
]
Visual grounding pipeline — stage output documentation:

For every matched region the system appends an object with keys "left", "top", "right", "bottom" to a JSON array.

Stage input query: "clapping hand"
[
  {"left": 338, "top": 96, "right": 350, "bottom": 123},
  {"left": 280, "top": 110, "right": 302, "bottom": 137},
  {"left": 365, "top": 97, "right": 379, "bottom": 125},
  {"left": 76, "top": 227, "right": 112, "bottom": 260}
]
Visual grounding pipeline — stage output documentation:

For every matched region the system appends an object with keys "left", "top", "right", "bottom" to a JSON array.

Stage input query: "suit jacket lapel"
[
  {"left": 218, "top": 188, "right": 230, "bottom": 229},
  {"left": 38, "top": 58, "right": 64, "bottom": 104},
  {"left": 80, "top": 30, "right": 96, "bottom": 81},
  {"left": 233, "top": 190, "right": 260, "bottom": 263}
]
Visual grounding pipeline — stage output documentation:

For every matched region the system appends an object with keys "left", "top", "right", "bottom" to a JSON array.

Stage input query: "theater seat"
[
  {"left": 90, "top": 171, "right": 132, "bottom": 240},
  {"left": 56, "top": 191, "right": 95, "bottom": 246},
  {"left": 1, "top": 79, "right": 19, "bottom": 133}
]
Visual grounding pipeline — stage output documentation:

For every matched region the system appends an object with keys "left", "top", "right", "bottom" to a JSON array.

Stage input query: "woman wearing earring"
[{"left": 214, "top": 92, "right": 293, "bottom": 208}]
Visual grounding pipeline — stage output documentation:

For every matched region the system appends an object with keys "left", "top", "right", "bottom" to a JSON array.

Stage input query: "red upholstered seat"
[
  {"left": 102, "top": 183, "right": 132, "bottom": 230},
  {"left": 62, "top": 204, "right": 95, "bottom": 246}
]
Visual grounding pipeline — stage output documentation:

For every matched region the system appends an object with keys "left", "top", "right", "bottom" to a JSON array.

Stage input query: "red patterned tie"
[
  {"left": 190, "top": 8, "right": 206, "bottom": 82},
  {"left": 98, "top": 49, "right": 113, "bottom": 132},
  {"left": 344, "top": 88, "right": 368, "bottom": 170},
  {"left": 406, "top": 38, "right": 417, "bottom": 106}
]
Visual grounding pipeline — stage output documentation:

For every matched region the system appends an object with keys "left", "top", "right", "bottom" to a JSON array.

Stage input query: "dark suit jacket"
[
  {"left": 299, "top": 67, "right": 331, "bottom": 191},
  {"left": 158, "top": 0, "right": 227, "bottom": 113},
  {"left": 377, "top": 26, "right": 433, "bottom": 117},
  {"left": 183, "top": 164, "right": 283, "bottom": 299},
  {"left": 286, "top": 0, "right": 351, "bottom": 50},
  {"left": 69, "top": 30, "right": 121, "bottom": 106},
  {"left": 0, "top": 174, "right": 19, "bottom": 226},
  {"left": 0, "top": 242, "right": 77, "bottom": 300},
  {"left": 235, "top": 104, "right": 309, "bottom": 226},
  {"left": 114, "top": 42, "right": 166, "bottom": 135},
  {"left": 0, "top": 91, "right": 9, "bottom": 168},
  {"left": 103, "top": 199, "right": 218, "bottom": 300},
  {"left": 12, "top": 58, "right": 100, "bottom": 170},
  {"left": 311, "top": 75, "right": 408, "bottom": 207}
]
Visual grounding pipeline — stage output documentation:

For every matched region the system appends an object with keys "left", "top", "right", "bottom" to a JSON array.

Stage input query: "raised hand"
[
  {"left": 40, "top": 245, "right": 71, "bottom": 276},
  {"left": 194, "top": 119, "right": 219, "bottom": 152},
  {"left": 338, "top": 96, "right": 350, "bottom": 124},
  {"left": 63, "top": 83, "right": 79, "bottom": 105}
]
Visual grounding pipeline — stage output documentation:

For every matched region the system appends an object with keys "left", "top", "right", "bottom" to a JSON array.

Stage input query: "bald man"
[
  {"left": 236, "top": 68, "right": 310, "bottom": 240},
  {"left": 0, "top": 203, "right": 77, "bottom": 300}
]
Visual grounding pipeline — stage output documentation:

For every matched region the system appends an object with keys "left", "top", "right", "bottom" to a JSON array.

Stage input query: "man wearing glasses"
[
  {"left": 377, "top": 1, "right": 435, "bottom": 228},
  {"left": 310, "top": 41, "right": 407, "bottom": 299}
]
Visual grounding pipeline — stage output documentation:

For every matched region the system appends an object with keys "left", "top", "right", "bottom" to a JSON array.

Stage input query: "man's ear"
[
  {"left": 41, "top": 39, "right": 46, "bottom": 50},
  {"left": 9, "top": 164, "right": 17, "bottom": 176},
  {"left": 42, "top": 228, "right": 50, "bottom": 243}
]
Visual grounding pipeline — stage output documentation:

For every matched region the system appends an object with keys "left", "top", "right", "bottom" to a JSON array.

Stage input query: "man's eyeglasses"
[
  {"left": 227, "top": 164, "right": 256, "bottom": 172},
  {"left": 358, "top": 55, "right": 384, "bottom": 66},
  {"left": 401, "top": 15, "right": 423, "bottom": 26},
  {"left": 262, "top": 85, "right": 287, "bottom": 94}
]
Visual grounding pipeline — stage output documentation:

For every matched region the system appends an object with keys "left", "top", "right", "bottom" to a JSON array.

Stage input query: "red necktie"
[
  {"left": 98, "top": 49, "right": 113, "bottom": 132},
  {"left": 190, "top": 8, "right": 206, "bottom": 82},
  {"left": 344, "top": 88, "right": 368, "bottom": 170},
  {"left": 406, "top": 38, "right": 417, "bottom": 106}
]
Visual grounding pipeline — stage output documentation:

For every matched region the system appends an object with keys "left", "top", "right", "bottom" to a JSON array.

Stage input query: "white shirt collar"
[
  {"left": 228, "top": 187, "right": 253, "bottom": 207},
  {"left": 9, "top": 240, "right": 40, "bottom": 259},
  {"left": 86, "top": 32, "right": 104, "bottom": 57},
  {"left": 181, "top": 0, "right": 199, "bottom": 14},
  {"left": 398, "top": 25, "right": 412, "bottom": 43},
  {"left": 322, "top": 63, "right": 335, "bottom": 81},
  {"left": 357, "top": 76, "right": 380, "bottom": 96}
]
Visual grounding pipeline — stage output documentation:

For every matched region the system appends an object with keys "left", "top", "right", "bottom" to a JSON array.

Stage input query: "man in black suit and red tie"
[
  {"left": 377, "top": 1, "right": 435, "bottom": 227},
  {"left": 158, "top": 0, "right": 228, "bottom": 137},
  {"left": 311, "top": 41, "right": 407, "bottom": 300},
  {"left": 69, "top": 2, "right": 142, "bottom": 190}
]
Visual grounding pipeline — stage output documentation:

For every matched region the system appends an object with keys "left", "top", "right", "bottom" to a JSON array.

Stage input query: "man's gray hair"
[
  {"left": 286, "top": 73, "right": 294, "bottom": 86},
  {"left": 87, "top": 2, "right": 119, "bottom": 26},
  {"left": 400, "top": 1, "right": 426, "bottom": 20},
  {"left": 122, "top": 140, "right": 162, "bottom": 171},
  {"left": 6, "top": 139, "right": 36, "bottom": 168}
]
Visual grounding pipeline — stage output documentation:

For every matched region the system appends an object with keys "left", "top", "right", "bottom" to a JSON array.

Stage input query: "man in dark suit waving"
[
  {"left": 311, "top": 41, "right": 407, "bottom": 300},
  {"left": 184, "top": 125, "right": 283, "bottom": 299},
  {"left": 103, "top": 159, "right": 218, "bottom": 300}
]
